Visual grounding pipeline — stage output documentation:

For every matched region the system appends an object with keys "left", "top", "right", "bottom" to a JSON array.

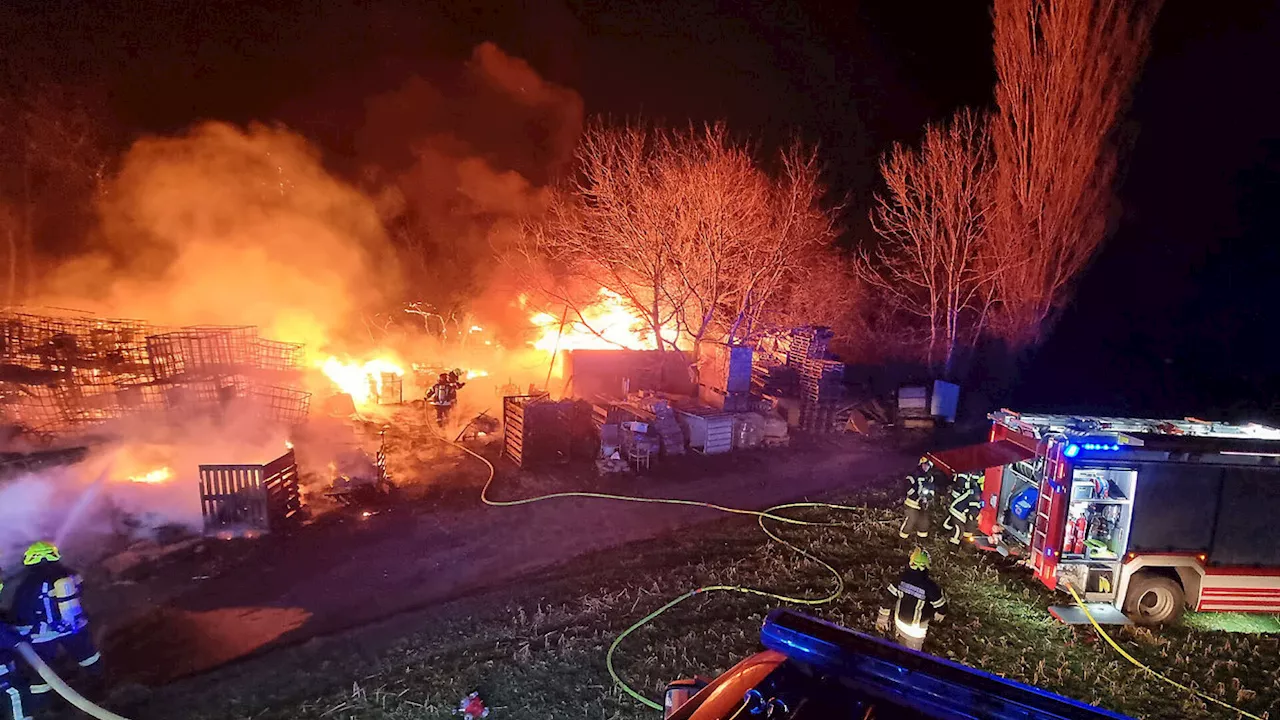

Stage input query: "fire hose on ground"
[
  {"left": 449, "top": 433, "right": 887, "bottom": 711},
  {"left": 0, "top": 626, "right": 131, "bottom": 720},
  {"left": 450, "top": 429, "right": 1263, "bottom": 718}
]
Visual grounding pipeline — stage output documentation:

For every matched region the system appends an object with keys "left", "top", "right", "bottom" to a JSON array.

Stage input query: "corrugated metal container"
[
  {"left": 677, "top": 408, "right": 735, "bottom": 454},
  {"left": 898, "top": 386, "right": 930, "bottom": 419}
]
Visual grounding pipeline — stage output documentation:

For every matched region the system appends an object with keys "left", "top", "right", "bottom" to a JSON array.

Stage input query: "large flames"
[
  {"left": 299, "top": 290, "right": 673, "bottom": 408},
  {"left": 529, "top": 289, "right": 676, "bottom": 352},
  {"left": 319, "top": 356, "right": 405, "bottom": 406}
]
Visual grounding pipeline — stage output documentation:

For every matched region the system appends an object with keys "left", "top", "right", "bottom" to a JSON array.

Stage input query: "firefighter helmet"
[
  {"left": 23, "top": 541, "right": 60, "bottom": 566},
  {"left": 919, "top": 456, "right": 934, "bottom": 469},
  {"left": 908, "top": 547, "right": 931, "bottom": 571}
]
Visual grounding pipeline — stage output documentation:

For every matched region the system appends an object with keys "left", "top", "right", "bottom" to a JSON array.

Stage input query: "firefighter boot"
[{"left": 946, "top": 512, "right": 967, "bottom": 546}]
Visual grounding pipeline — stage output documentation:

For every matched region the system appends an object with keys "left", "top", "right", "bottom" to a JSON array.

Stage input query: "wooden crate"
[
  {"left": 502, "top": 394, "right": 572, "bottom": 468},
  {"left": 199, "top": 450, "right": 302, "bottom": 537}
]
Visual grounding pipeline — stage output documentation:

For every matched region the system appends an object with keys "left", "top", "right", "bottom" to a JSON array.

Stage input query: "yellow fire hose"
[
  {"left": 455, "top": 428, "right": 1269, "bottom": 718},
  {"left": 1067, "top": 585, "right": 1261, "bottom": 719},
  {"left": 12, "top": 642, "right": 132, "bottom": 720},
  {"left": 450, "top": 435, "right": 887, "bottom": 710}
]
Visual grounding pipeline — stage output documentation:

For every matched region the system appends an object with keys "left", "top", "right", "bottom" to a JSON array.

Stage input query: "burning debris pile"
[{"left": 0, "top": 310, "right": 311, "bottom": 438}]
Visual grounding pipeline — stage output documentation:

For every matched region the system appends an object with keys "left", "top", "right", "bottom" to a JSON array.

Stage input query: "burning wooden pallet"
[{"left": 199, "top": 449, "right": 302, "bottom": 538}]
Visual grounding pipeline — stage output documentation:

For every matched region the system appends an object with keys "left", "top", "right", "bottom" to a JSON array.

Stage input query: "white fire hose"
[{"left": 12, "top": 642, "right": 132, "bottom": 720}]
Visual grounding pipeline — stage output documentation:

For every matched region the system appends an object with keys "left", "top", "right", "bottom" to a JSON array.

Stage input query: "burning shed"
[{"left": 559, "top": 349, "right": 694, "bottom": 399}]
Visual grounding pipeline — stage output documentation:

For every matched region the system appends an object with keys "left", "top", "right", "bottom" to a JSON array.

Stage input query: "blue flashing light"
[
  {"left": 1077, "top": 442, "right": 1124, "bottom": 452},
  {"left": 1064, "top": 444, "right": 1080, "bottom": 458}
]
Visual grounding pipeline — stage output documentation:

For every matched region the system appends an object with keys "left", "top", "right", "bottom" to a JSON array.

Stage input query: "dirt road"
[{"left": 100, "top": 435, "right": 912, "bottom": 685}]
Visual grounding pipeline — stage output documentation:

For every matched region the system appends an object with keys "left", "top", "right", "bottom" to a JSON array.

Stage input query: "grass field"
[{"left": 152, "top": 496, "right": 1280, "bottom": 720}]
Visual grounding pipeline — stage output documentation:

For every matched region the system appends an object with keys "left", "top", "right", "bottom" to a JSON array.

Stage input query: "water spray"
[{"left": 53, "top": 462, "right": 114, "bottom": 550}]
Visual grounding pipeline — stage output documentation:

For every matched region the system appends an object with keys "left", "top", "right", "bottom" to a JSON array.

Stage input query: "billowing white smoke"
[{"left": 0, "top": 415, "right": 289, "bottom": 573}]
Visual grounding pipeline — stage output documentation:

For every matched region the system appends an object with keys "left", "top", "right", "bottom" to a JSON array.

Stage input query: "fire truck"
[{"left": 926, "top": 410, "right": 1280, "bottom": 626}]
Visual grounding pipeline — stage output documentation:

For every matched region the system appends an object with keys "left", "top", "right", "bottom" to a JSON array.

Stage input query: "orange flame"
[
  {"left": 320, "top": 356, "right": 404, "bottom": 406},
  {"left": 529, "top": 289, "right": 676, "bottom": 352},
  {"left": 129, "top": 467, "right": 174, "bottom": 485}
]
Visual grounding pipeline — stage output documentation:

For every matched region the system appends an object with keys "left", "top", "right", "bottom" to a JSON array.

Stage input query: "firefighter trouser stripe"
[
  {"left": 6, "top": 686, "right": 30, "bottom": 720},
  {"left": 79, "top": 652, "right": 101, "bottom": 667},
  {"left": 901, "top": 506, "right": 929, "bottom": 539},
  {"left": 28, "top": 684, "right": 50, "bottom": 695}
]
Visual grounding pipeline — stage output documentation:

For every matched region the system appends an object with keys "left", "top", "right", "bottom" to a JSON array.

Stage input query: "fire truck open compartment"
[
  {"left": 991, "top": 456, "right": 1039, "bottom": 546},
  {"left": 978, "top": 410, "right": 1280, "bottom": 624}
]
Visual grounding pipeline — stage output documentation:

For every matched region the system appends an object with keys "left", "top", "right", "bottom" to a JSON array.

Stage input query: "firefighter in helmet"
[
  {"left": 0, "top": 542, "right": 101, "bottom": 712},
  {"left": 877, "top": 547, "right": 948, "bottom": 651},
  {"left": 943, "top": 471, "right": 985, "bottom": 547},
  {"left": 426, "top": 371, "right": 466, "bottom": 427},
  {"left": 899, "top": 457, "right": 937, "bottom": 540},
  {"left": 0, "top": 568, "right": 31, "bottom": 720}
]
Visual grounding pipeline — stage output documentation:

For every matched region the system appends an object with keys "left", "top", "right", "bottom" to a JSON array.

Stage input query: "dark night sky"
[{"left": 3, "top": 0, "right": 1278, "bottom": 420}]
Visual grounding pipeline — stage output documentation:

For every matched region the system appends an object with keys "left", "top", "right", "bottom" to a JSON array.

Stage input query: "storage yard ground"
[
  {"left": 93, "top": 431, "right": 911, "bottom": 686},
  {"left": 118, "top": 460, "right": 1280, "bottom": 720}
]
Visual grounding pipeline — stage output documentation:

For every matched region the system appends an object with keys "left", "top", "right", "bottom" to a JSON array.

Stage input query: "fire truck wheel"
[{"left": 1123, "top": 573, "right": 1185, "bottom": 626}]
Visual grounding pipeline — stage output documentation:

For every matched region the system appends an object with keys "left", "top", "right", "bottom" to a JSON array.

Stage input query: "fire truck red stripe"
[
  {"left": 1201, "top": 588, "right": 1280, "bottom": 596},
  {"left": 1204, "top": 567, "right": 1280, "bottom": 577},
  {"left": 1198, "top": 599, "right": 1280, "bottom": 609}
]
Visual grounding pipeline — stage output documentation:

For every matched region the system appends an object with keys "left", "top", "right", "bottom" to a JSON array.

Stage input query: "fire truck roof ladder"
[{"left": 990, "top": 409, "right": 1280, "bottom": 442}]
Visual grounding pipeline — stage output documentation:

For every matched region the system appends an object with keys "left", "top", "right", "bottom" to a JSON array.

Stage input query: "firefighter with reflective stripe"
[
  {"left": 899, "top": 457, "right": 937, "bottom": 540},
  {"left": 427, "top": 371, "right": 466, "bottom": 426},
  {"left": 943, "top": 471, "right": 985, "bottom": 546},
  {"left": 0, "top": 543, "right": 101, "bottom": 712},
  {"left": 876, "top": 547, "right": 948, "bottom": 651},
  {"left": 0, "top": 573, "right": 32, "bottom": 720}
]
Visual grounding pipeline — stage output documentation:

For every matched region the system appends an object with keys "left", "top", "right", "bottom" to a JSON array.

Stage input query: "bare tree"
[
  {"left": 517, "top": 120, "right": 841, "bottom": 356},
  {"left": 989, "top": 0, "right": 1161, "bottom": 348},
  {"left": 0, "top": 84, "right": 108, "bottom": 304},
  {"left": 519, "top": 121, "right": 680, "bottom": 351},
  {"left": 858, "top": 109, "right": 998, "bottom": 376}
]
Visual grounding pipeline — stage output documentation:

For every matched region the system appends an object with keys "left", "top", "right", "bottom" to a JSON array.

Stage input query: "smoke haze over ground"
[{"left": 0, "top": 411, "right": 289, "bottom": 572}]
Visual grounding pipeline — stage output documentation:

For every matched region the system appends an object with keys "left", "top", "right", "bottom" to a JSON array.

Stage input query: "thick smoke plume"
[
  {"left": 2, "top": 43, "right": 584, "bottom": 571},
  {"left": 358, "top": 42, "right": 583, "bottom": 335},
  {"left": 37, "top": 121, "right": 396, "bottom": 353}
]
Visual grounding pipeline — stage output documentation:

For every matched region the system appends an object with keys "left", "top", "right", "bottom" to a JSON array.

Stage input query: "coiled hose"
[{"left": 451, "top": 435, "right": 882, "bottom": 711}]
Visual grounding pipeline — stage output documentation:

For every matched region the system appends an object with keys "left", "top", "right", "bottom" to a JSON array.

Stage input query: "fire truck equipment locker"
[{"left": 969, "top": 411, "right": 1280, "bottom": 626}]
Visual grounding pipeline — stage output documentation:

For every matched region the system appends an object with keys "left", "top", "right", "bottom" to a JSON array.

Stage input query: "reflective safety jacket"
[
  {"left": 948, "top": 473, "right": 984, "bottom": 519},
  {"left": 903, "top": 469, "right": 936, "bottom": 510},
  {"left": 883, "top": 567, "right": 948, "bottom": 628},
  {"left": 0, "top": 562, "right": 89, "bottom": 643}
]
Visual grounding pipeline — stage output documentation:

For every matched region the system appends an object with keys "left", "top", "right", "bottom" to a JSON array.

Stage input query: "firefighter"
[
  {"left": 426, "top": 371, "right": 465, "bottom": 427},
  {"left": 876, "top": 547, "right": 948, "bottom": 651},
  {"left": 1, "top": 631, "right": 30, "bottom": 720},
  {"left": 0, "top": 570, "right": 31, "bottom": 720},
  {"left": 899, "top": 457, "right": 937, "bottom": 540},
  {"left": 0, "top": 542, "right": 101, "bottom": 712},
  {"left": 943, "top": 471, "right": 985, "bottom": 547}
]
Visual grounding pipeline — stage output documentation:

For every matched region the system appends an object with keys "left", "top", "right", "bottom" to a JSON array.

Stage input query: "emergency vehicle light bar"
[{"left": 760, "top": 610, "right": 1131, "bottom": 720}]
